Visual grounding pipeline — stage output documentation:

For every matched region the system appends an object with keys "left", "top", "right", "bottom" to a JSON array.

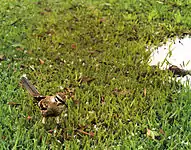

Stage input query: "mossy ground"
[{"left": 0, "top": 0, "right": 191, "bottom": 149}]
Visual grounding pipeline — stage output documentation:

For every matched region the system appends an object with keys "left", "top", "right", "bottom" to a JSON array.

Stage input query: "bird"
[
  {"left": 20, "top": 76, "right": 67, "bottom": 124},
  {"left": 168, "top": 65, "right": 191, "bottom": 77}
]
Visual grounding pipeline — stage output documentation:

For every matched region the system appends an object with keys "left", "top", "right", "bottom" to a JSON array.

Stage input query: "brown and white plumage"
[{"left": 20, "top": 76, "right": 67, "bottom": 124}]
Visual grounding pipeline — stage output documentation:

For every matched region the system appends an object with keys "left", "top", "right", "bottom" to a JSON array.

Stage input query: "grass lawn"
[{"left": 0, "top": 0, "right": 191, "bottom": 149}]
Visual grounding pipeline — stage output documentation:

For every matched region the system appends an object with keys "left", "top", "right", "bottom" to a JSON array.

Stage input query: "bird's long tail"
[{"left": 20, "top": 77, "right": 41, "bottom": 97}]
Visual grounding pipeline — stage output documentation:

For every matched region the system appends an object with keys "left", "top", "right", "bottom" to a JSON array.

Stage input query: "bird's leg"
[
  {"left": 56, "top": 116, "right": 60, "bottom": 124},
  {"left": 42, "top": 117, "right": 46, "bottom": 124}
]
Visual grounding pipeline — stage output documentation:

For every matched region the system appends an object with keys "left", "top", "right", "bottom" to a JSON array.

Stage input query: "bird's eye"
[{"left": 57, "top": 103, "right": 62, "bottom": 106}]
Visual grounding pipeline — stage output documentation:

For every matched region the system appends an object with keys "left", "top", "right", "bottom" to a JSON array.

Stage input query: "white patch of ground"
[
  {"left": 149, "top": 35, "right": 191, "bottom": 86},
  {"left": 149, "top": 35, "right": 191, "bottom": 70}
]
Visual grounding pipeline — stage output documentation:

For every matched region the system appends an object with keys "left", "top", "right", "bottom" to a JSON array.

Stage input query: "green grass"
[{"left": 1, "top": 0, "right": 191, "bottom": 149}]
